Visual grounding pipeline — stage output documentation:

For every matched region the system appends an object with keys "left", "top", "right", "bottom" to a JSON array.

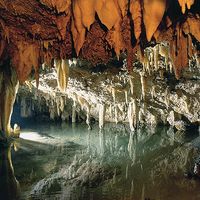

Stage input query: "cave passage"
[{"left": 0, "top": 0, "right": 200, "bottom": 199}]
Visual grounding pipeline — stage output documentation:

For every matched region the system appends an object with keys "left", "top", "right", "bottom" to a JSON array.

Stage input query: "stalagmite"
[
  {"left": 13, "top": 124, "right": 20, "bottom": 137},
  {"left": 99, "top": 104, "right": 105, "bottom": 129}
]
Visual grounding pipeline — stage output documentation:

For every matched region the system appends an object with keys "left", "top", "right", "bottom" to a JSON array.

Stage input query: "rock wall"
[{"left": 17, "top": 57, "right": 200, "bottom": 131}]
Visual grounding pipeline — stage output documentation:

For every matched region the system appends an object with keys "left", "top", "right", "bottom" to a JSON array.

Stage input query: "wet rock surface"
[{"left": 16, "top": 62, "right": 200, "bottom": 131}]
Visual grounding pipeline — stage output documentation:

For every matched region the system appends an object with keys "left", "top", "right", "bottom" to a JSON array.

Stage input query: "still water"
[{"left": 1, "top": 122, "right": 200, "bottom": 200}]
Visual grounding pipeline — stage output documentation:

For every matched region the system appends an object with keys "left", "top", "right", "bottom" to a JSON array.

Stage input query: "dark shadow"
[{"left": 0, "top": 143, "right": 20, "bottom": 200}]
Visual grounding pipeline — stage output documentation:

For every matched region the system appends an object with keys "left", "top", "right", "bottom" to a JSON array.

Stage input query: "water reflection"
[
  {"left": 0, "top": 143, "right": 20, "bottom": 200},
  {"left": 0, "top": 123, "right": 200, "bottom": 200}
]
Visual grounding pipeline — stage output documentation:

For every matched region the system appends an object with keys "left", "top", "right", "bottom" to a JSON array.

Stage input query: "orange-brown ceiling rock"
[
  {"left": 39, "top": 0, "right": 71, "bottom": 14},
  {"left": 11, "top": 41, "right": 40, "bottom": 84},
  {"left": 0, "top": 0, "right": 200, "bottom": 82}
]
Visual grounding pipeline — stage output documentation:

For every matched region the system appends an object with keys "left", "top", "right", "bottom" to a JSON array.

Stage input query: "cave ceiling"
[{"left": 0, "top": 0, "right": 200, "bottom": 83}]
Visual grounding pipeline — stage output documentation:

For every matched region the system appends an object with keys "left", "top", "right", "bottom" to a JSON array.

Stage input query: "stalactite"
[
  {"left": 195, "top": 54, "right": 200, "bottom": 67},
  {"left": 141, "top": 52, "right": 150, "bottom": 74},
  {"left": 96, "top": 0, "right": 120, "bottom": 30},
  {"left": 20, "top": 98, "right": 27, "bottom": 118},
  {"left": 72, "top": 101, "right": 76, "bottom": 123},
  {"left": 0, "top": 67, "right": 19, "bottom": 137},
  {"left": 125, "top": 90, "right": 128, "bottom": 104},
  {"left": 129, "top": 77, "right": 134, "bottom": 95},
  {"left": 130, "top": 0, "right": 142, "bottom": 40},
  {"left": 127, "top": 98, "right": 137, "bottom": 132},
  {"left": 60, "top": 96, "right": 65, "bottom": 112},
  {"left": 164, "top": 88, "right": 170, "bottom": 109},
  {"left": 114, "top": 105, "right": 118, "bottom": 124},
  {"left": 86, "top": 105, "right": 91, "bottom": 130},
  {"left": 77, "top": 96, "right": 91, "bottom": 129},
  {"left": 12, "top": 41, "right": 40, "bottom": 84},
  {"left": 112, "top": 87, "right": 116, "bottom": 104},
  {"left": 159, "top": 44, "right": 169, "bottom": 70},
  {"left": 151, "top": 84, "right": 156, "bottom": 99},
  {"left": 178, "top": 0, "right": 194, "bottom": 14},
  {"left": 140, "top": 71, "right": 147, "bottom": 100},
  {"left": 99, "top": 103, "right": 105, "bottom": 129},
  {"left": 143, "top": 0, "right": 166, "bottom": 41},
  {"left": 56, "top": 98, "right": 60, "bottom": 116},
  {"left": 153, "top": 45, "right": 159, "bottom": 71},
  {"left": 138, "top": 107, "right": 144, "bottom": 124},
  {"left": 54, "top": 59, "right": 69, "bottom": 92}
]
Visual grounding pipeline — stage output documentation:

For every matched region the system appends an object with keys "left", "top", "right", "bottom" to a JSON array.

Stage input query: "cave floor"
[{"left": 1, "top": 122, "right": 200, "bottom": 200}]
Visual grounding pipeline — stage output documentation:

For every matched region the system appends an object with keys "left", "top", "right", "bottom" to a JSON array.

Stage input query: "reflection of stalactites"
[
  {"left": 99, "top": 104, "right": 105, "bottom": 129},
  {"left": 167, "top": 126, "right": 175, "bottom": 146},
  {"left": 127, "top": 132, "right": 136, "bottom": 163},
  {"left": 130, "top": 180, "right": 134, "bottom": 199},
  {"left": 141, "top": 184, "right": 145, "bottom": 200},
  {"left": 86, "top": 130, "right": 91, "bottom": 153},
  {"left": 114, "top": 105, "right": 118, "bottom": 124},
  {"left": 125, "top": 164, "right": 129, "bottom": 179},
  {"left": 0, "top": 145, "right": 20, "bottom": 199},
  {"left": 99, "top": 129, "right": 105, "bottom": 157}
]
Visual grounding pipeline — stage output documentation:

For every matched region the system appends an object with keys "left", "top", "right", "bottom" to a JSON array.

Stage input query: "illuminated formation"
[{"left": 0, "top": 0, "right": 200, "bottom": 137}]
